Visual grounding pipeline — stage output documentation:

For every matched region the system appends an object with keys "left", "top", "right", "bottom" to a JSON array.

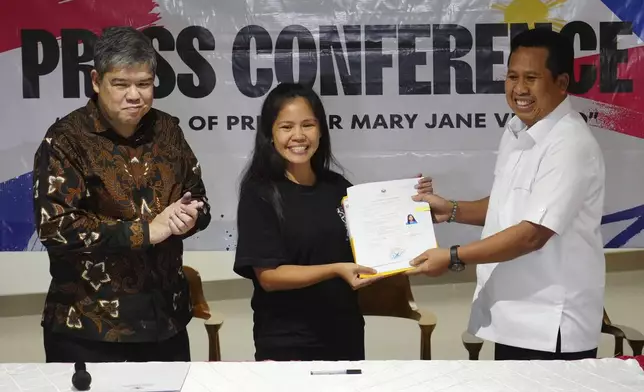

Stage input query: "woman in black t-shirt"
[{"left": 233, "top": 83, "right": 432, "bottom": 361}]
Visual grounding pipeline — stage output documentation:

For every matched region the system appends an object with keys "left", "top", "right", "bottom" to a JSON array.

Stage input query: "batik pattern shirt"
[{"left": 33, "top": 97, "right": 210, "bottom": 342}]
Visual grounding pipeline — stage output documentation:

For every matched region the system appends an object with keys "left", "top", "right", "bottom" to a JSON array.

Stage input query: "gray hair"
[{"left": 93, "top": 26, "right": 157, "bottom": 78}]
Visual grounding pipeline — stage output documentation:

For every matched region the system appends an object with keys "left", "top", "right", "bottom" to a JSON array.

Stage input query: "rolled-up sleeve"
[{"left": 521, "top": 138, "right": 600, "bottom": 235}]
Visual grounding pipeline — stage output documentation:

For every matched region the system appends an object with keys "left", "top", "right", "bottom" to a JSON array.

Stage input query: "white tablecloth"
[{"left": 2, "top": 359, "right": 644, "bottom": 391}]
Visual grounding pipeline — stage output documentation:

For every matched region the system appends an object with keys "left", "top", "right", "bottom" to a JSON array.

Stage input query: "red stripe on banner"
[
  {"left": 0, "top": 0, "right": 161, "bottom": 54},
  {"left": 571, "top": 45, "right": 644, "bottom": 139}
]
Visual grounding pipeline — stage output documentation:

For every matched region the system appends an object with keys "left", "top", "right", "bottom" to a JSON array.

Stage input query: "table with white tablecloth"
[{"left": 2, "top": 359, "right": 644, "bottom": 392}]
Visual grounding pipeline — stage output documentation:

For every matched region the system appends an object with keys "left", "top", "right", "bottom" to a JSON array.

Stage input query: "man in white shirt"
[{"left": 408, "top": 28, "right": 606, "bottom": 360}]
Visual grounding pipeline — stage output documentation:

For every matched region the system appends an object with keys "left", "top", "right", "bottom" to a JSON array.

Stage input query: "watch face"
[{"left": 449, "top": 262, "right": 465, "bottom": 272}]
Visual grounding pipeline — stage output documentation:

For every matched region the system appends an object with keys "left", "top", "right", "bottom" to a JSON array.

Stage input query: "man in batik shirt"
[{"left": 33, "top": 26, "right": 210, "bottom": 362}]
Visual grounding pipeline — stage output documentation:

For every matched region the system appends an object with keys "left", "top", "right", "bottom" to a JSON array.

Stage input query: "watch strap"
[{"left": 449, "top": 245, "right": 464, "bottom": 272}]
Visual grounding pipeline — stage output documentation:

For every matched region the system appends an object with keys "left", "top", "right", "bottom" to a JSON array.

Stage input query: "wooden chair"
[
  {"left": 461, "top": 308, "right": 644, "bottom": 359},
  {"left": 183, "top": 266, "right": 225, "bottom": 361},
  {"left": 461, "top": 331, "right": 485, "bottom": 360},
  {"left": 602, "top": 309, "right": 644, "bottom": 356},
  {"left": 357, "top": 274, "right": 437, "bottom": 359}
]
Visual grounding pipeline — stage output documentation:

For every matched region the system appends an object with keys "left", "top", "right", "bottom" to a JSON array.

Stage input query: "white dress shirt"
[{"left": 467, "top": 96, "right": 606, "bottom": 353}]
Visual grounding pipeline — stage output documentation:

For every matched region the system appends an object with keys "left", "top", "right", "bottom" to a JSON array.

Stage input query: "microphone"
[{"left": 72, "top": 362, "right": 92, "bottom": 391}]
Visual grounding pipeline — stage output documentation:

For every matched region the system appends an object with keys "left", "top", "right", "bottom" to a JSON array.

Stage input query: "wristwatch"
[{"left": 449, "top": 245, "right": 465, "bottom": 272}]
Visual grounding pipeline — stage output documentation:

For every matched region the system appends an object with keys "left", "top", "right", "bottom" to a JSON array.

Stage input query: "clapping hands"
[
  {"left": 149, "top": 192, "right": 204, "bottom": 244},
  {"left": 168, "top": 192, "right": 204, "bottom": 235}
]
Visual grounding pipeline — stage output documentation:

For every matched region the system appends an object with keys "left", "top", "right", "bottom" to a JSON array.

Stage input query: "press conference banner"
[{"left": 1, "top": 0, "right": 643, "bottom": 252}]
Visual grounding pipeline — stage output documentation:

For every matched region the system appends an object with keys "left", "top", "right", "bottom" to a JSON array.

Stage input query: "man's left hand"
[
  {"left": 406, "top": 248, "right": 451, "bottom": 277},
  {"left": 169, "top": 192, "right": 203, "bottom": 235}
]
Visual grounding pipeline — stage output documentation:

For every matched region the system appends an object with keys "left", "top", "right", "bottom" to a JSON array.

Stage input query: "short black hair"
[
  {"left": 93, "top": 26, "right": 157, "bottom": 78},
  {"left": 509, "top": 28, "right": 574, "bottom": 81}
]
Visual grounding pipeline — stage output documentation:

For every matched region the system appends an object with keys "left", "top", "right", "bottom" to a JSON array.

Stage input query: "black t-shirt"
[{"left": 233, "top": 171, "right": 364, "bottom": 350}]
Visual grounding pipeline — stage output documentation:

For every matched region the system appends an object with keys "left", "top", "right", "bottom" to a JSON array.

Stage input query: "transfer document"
[{"left": 342, "top": 178, "right": 438, "bottom": 277}]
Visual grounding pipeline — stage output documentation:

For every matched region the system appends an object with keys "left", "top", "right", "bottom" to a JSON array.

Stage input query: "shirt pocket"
[
  {"left": 511, "top": 170, "right": 535, "bottom": 192},
  {"left": 501, "top": 160, "right": 539, "bottom": 226}
]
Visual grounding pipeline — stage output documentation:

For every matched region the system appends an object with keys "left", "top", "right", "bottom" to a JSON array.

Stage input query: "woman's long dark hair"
[{"left": 239, "top": 82, "right": 341, "bottom": 223}]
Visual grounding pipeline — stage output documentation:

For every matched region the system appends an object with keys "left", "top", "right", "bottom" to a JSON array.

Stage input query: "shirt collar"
[
  {"left": 86, "top": 95, "right": 111, "bottom": 134},
  {"left": 85, "top": 95, "right": 156, "bottom": 137},
  {"left": 506, "top": 95, "right": 573, "bottom": 146}
]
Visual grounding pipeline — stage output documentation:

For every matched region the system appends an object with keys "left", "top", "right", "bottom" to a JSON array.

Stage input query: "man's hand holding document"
[{"left": 343, "top": 178, "right": 438, "bottom": 277}]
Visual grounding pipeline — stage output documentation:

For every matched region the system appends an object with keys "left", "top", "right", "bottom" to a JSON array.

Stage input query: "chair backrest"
[
  {"left": 357, "top": 274, "right": 421, "bottom": 321},
  {"left": 183, "top": 266, "right": 211, "bottom": 320},
  {"left": 603, "top": 308, "right": 612, "bottom": 325}
]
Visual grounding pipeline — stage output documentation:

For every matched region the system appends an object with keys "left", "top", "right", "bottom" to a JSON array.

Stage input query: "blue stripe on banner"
[
  {"left": 0, "top": 172, "right": 35, "bottom": 251},
  {"left": 600, "top": 0, "right": 644, "bottom": 40},
  {"left": 605, "top": 217, "right": 644, "bottom": 248},
  {"left": 602, "top": 204, "right": 644, "bottom": 224},
  {"left": 601, "top": 204, "right": 644, "bottom": 248}
]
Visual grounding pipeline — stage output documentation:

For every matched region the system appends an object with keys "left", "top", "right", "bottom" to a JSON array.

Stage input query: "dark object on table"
[{"left": 72, "top": 362, "right": 92, "bottom": 391}]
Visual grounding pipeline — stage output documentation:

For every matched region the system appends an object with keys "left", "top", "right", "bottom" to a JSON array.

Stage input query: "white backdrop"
[{"left": 1, "top": 0, "right": 643, "bottom": 294}]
